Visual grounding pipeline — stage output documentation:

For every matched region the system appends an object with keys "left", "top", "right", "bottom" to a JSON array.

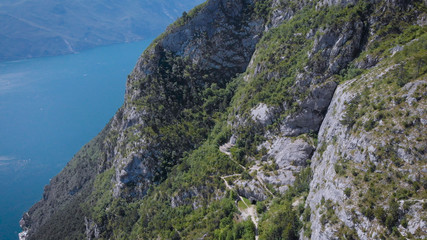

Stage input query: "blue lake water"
[{"left": 0, "top": 39, "right": 152, "bottom": 240}]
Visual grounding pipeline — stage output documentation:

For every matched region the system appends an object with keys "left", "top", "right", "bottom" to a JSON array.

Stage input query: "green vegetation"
[
  {"left": 174, "top": 1, "right": 209, "bottom": 28},
  {"left": 28, "top": 127, "right": 109, "bottom": 240},
  {"left": 334, "top": 158, "right": 349, "bottom": 176},
  {"left": 233, "top": 4, "right": 316, "bottom": 116},
  {"left": 215, "top": 219, "right": 256, "bottom": 240},
  {"left": 238, "top": 197, "right": 251, "bottom": 210},
  {"left": 338, "top": 65, "right": 366, "bottom": 82},
  {"left": 259, "top": 200, "right": 300, "bottom": 239},
  {"left": 344, "top": 187, "right": 351, "bottom": 197},
  {"left": 86, "top": 126, "right": 245, "bottom": 239},
  {"left": 232, "top": 121, "right": 266, "bottom": 163},
  {"left": 26, "top": 1, "right": 427, "bottom": 239},
  {"left": 340, "top": 95, "right": 361, "bottom": 127},
  {"left": 254, "top": 0, "right": 272, "bottom": 20},
  {"left": 256, "top": 201, "right": 267, "bottom": 214},
  {"left": 89, "top": 2, "right": 427, "bottom": 239},
  {"left": 129, "top": 51, "right": 242, "bottom": 181},
  {"left": 258, "top": 167, "right": 312, "bottom": 239},
  {"left": 320, "top": 199, "right": 339, "bottom": 226},
  {"left": 337, "top": 224, "right": 359, "bottom": 240}
]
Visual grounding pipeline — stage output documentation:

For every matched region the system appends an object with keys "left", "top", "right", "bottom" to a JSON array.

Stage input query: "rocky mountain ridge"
[{"left": 21, "top": 0, "right": 426, "bottom": 239}]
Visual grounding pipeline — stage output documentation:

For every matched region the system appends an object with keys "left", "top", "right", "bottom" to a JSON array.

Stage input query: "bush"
[
  {"left": 241, "top": 170, "right": 252, "bottom": 180},
  {"left": 364, "top": 119, "right": 377, "bottom": 131},
  {"left": 374, "top": 206, "right": 387, "bottom": 224},
  {"left": 344, "top": 187, "right": 351, "bottom": 197},
  {"left": 259, "top": 194, "right": 302, "bottom": 240},
  {"left": 385, "top": 198, "right": 400, "bottom": 230},
  {"left": 233, "top": 220, "right": 256, "bottom": 240},
  {"left": 362, "top": 206, "right": 374, "bottom": 220},
  {"left": 335, "top": 160, "right": 348, "bottom": 176},
  {"left": 257, "top": 201, "right": 267, "bottom": 214},
  {"left": 215, "top": 127, "right": 231, "bottom": 146},
  {"left": 302, "top": 207, "right": 311, "bottom": 222},
  {"left": 230, "top": 147, "right": 245, "bottom": 164},
  {"left": 254, "top": 0, "right": 272, "bottom": 20},
  {"left": 401, "top": 217, "right": 408, "bottom": 228},
  {"left": 337, "top": 224, "right": 358, "bottom": 240},
  {"left": 340, "top": 96, "right": 361, "bottom": 127}
]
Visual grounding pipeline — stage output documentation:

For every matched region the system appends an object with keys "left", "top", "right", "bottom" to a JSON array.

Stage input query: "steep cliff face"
[
  {"left": 21, "top": 0, "right": 426, "bottom": 239},
  {"left": 107, "top": 0, "right": 264, "bottom": 199},
  {"left": 306, "top": 64, "right": 427, "bottom": 239}
]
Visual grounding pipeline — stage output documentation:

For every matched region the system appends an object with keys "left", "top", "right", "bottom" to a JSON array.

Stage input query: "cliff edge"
[{"left": 21, "top": 0, "right": 426, "bottom": 239}]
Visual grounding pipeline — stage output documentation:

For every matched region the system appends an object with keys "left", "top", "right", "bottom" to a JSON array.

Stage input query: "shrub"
[
  {"left": 344, "top": 187, "right": 352, "bottom": 197},
  {"left": 335, "top": 160, "right": 348, "bottom": 176},
  {"left": 340, "top": 95, "right": 361, "bottom": 127},
  {"left": 241, "top": 170, "right": 252, "bottom": 180},
  {"left": 401, "top": 217, "right": 408, "bottom": 228},
  {"left": 385, "top": 198, "right": 400, "bottom": 230},
  {"left": 361, "top": 206, "right": 374, "bottom": 220},
  {"left": 337, "top": 224, "right": 359, "bottom": 240},
  {"left": 302, "top": 207, "right": 311, "bottom": 222},
  {"left": 257, "top": 201, "right": 267, "bottom": 214},
  {"left": 374, "top": 206, "right": 387, "bottom": 224},
  {"left": 259, "top": 201, "right": 301, "bottom": 240},
  {"left": 364, "top": 119, "right": 377, "bottom": 131}
]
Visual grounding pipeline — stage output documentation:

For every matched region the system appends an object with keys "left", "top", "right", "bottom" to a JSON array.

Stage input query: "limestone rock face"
[
  {"left": 20, "top": 0, "right": 427, "bottom": 239},
  {"left": 107, "top": 0, "right": 264, "bottom": 199},
  {"left": 306, "top": 70, "right": 427, "bottom": 239},
  {"left": 235, "top": 178, "right": 268, "bottom": 201},
  {"left": 265, "top": 137, "right": 314, "bottom": 169},
  {"left": 280, "top": 81, "right": 337, "bottom": 136},
  {"left": 251, "top": 103, "right": 273, "bottom": 126},
  {"left": 84, "top": 217, "right": 100, "bottom": 240},
  {"left": 20, "top": 0, "right": 264, "bottom": 238},
  {"left": 317, "top": 0, "right": 358, "bottom": 8}
]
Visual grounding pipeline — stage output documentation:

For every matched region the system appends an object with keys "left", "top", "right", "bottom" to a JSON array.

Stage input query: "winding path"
[
  {"left": 220, "top": 142, "right": 274, "bottom": 197},
  {"left": 219, "top": 143, "right": 260, "bottom": 240}
]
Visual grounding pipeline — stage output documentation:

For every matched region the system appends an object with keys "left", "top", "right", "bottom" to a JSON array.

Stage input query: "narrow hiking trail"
[
  {"left": 249, "top": 165, "right": 274, "bottom": 197},
  {"left": 219, "top": 142, "right": 246, "bottom": 169},
  {"left": 219, "top": 142, "right": 274, "bottom": 197},
  {"left": 219, "top": 142, "right": 261, "bottom": 240},
  {"left": 220, "top": 174, "right": 259, "bottom": 240}
]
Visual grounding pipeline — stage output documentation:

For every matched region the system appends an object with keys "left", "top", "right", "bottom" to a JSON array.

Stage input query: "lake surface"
[{"left": 0, "top": 39, "right": 152, "bottom": 240}]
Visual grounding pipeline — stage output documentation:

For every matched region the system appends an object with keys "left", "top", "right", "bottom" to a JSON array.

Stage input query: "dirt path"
[
  {"left": 220, "top": 142, "right": 274, "bottom": 198},
  {"left": 239, "top": 200, "right": 259, "bottom": 240},
  {"left": 219, "top": 143, "right": 246, "bottom": 169},
  {"left": 250, "top": 165, "right": 274, "bottom": 197},
  {"left": 219, "top": 143, "right": 259, "bottom": 239}
]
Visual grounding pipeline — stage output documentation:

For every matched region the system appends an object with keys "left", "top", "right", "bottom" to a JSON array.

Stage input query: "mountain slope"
[
  {"left": 21, "top": 0, "right": 426, "bottom": 239},
  {"left": 0, "top": 0, "right": 204, "bottom": 61}
]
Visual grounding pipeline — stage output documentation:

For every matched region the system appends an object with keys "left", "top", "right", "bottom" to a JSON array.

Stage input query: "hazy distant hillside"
[{"left": 0, "top": 0, "right": 204, "bottom": 61}]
